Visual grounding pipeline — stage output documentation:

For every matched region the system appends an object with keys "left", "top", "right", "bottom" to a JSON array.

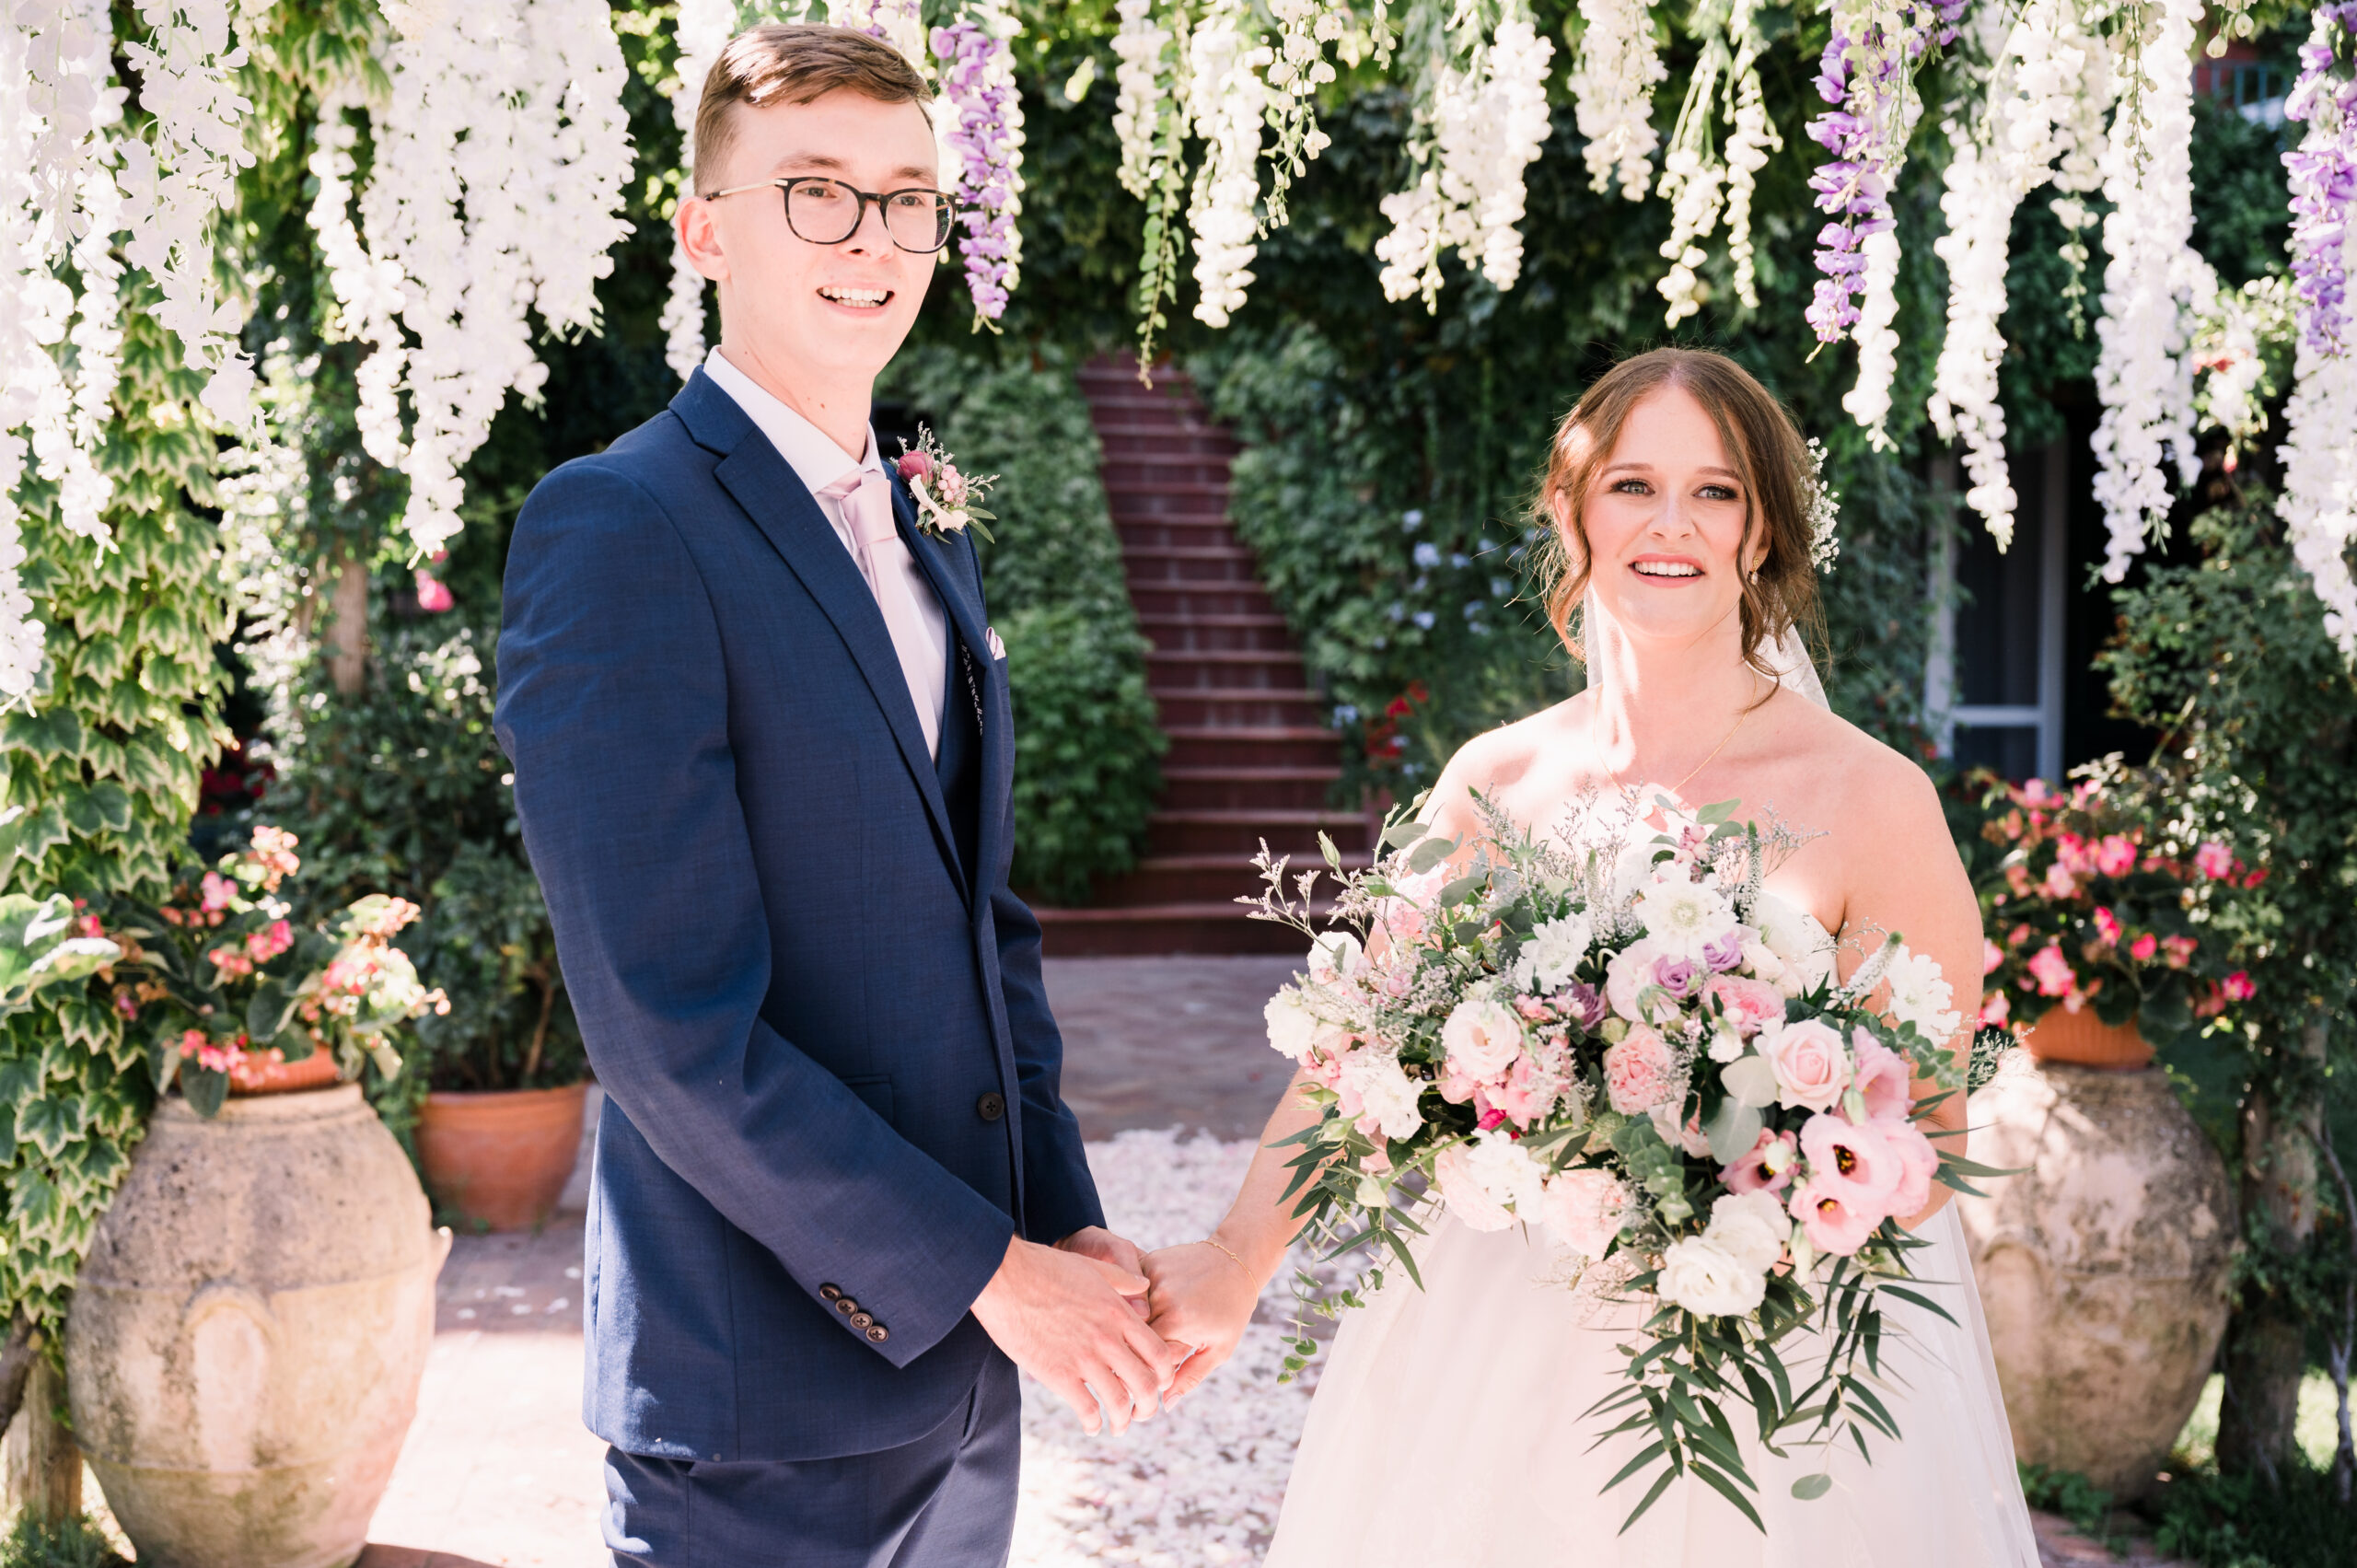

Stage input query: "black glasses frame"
[{"left": 698, "top": 176, "right": 959, "bottom": 254}]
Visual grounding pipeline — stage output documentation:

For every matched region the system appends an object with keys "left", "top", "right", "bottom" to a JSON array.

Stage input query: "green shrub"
[
  {"left": 885, "top": 351, "right": 1163, "bottom": 903},
  {"left": 0, "top": 1513, "right": 127, "bottom": 1568},
  {"left": 2154, "top": 1462, "right": 2351, "bottom": 1568}
]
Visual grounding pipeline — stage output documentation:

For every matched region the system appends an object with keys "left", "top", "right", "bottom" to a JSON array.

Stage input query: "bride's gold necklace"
[{"left": 1592, "top": 680, "right": 1754, "bottom": 810}]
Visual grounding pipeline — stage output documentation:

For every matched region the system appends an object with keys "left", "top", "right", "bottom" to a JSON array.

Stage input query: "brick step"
[
  {"left": 1128, "top": 587, "right": 1285, "bottom": 619},
  {"left": 1124, "top": 556, "right": 1263, "bottom": 587},
  {"left": 1147, "top": 651, "right": 1315, "bottom": 691},
  {"left": 1162, "top": 726, "right": 1344, "bottom": 770},
  {"left": 1146, "top": 808, "right": 1371, "bottom": 858},
  {"left": 1078, "top": 851, "right": 1370, "bottom": 906},
  {"left": 1139, "top": 616, "right": 1295, "bottom": 653},
  {"left": 1092, "top": 428, "right": 1240, "bottom": 457},
  {"left": 1100, "top": 461, "right": 1235, "bottom": 492},
  {"left": 1103, "top": 491, "right": 1231, "bottom": 522},
  {"left": 1154, "top": 691, "right": 1328, "bottom": 728},
  {"left": 1031, "top": 902, "right": 1323, "bottom": 958},
  {"left": 1159, "top": 766, "right": 1341, "bottom": 811},
  {"left": 1118, "top": 518, "right": 1243, "bottom": 551}
]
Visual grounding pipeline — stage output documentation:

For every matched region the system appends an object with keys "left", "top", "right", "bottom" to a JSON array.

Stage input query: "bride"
[{"left": 1138, "top": 347, "right": 2039, "bottom": 1565}]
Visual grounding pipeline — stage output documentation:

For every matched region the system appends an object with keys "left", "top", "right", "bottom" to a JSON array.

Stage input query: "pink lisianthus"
[
  {"left": 2193, "top": 841, "right": 2234, "bottom": 879},
  {"left": 1540, "top": 1167, "right": 1630, "bottom": 1258},
  {"left": 2026, "top": 944, "right": 2077, "bottom": 997},
  {"left": 1790, "top": 1178, "right": 1880, "bottom": 1256},
  {"left": 2129, "top": 933, "right": 2158, "bottom": 963},
  {"left": 1723, "top": 1128, "right": 1799, "bottom": 1194},
  {"left": 1848, "top": 1030, "right": 1912, "bottom": 1122},
  {"left": 1876, "top": 1116, "right": 1940, "bottom": 1218},
  {"left": 1600, "top": 1025, "right": 1680, "bottom": 1114},
  {"left": 1704, "top": 974, "right": 1784, "bottom": 1039},
  {"left": 1764, "top": 1018, "right": 1851, "bottom": 1112},
  {"left": 2094, "top": 835, "right": 2138, "bottom": 877},
  {"left": 1799, "top": 1112, "right": 1903, "bottom": 1213}
]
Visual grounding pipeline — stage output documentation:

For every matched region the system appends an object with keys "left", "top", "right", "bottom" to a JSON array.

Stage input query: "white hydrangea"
[
  {"left": 2089, "top": 0, "right": 2207, "bottom": 583},
  {"left": 1570, "top": 0, "right": 1665, "bottom": 202}
]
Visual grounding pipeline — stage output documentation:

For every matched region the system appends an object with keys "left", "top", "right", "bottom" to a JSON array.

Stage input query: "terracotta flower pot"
[
  {"left": 227, "top": 1045, "right": 341, "bottom": 1097},
  {"left": 416, "top": 1081, "right": 590, "bottom": 1231},
  {"left": 2022, "top": 1007, "right": 2154, "bottom": 1070}
]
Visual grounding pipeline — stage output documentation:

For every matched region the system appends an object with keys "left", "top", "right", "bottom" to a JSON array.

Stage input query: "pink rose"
[
  {"left": 2193, "top": 842, "right": 2234, "bottom": 880},
  {"left": 896, "top": 449, "right": 935, "bottom": 482},
  {"left": 1798, "top": 1113, "right": 1902, "bottom": 1214},
  {"left": 1440, "top": 996, "right": 1525, "bottom": 1082},
  {"left": 1722, "top": 1128, "right": 1798, "bottom": 1194},
  {"left": 1764, "top": 1018, "right": 1851, "bottom": 1112},
  {"left": 1791, "top": 1178, "right": 1880, "bottom": 1256},
  {"left": 1848, "top": 1030, "right": 1912, "bottom": 1122},
  {"left": 1876, "top": 1116, "right": 1939, "bottom": 1217},
  {"left": 1539, "top": 1168, "right": 1630, "bottom": 1258},
  {"left": 2026, "top": 944, "right": 2076, "bottom": 997},
  {"left": 1601, "top": 1025, "right": 1680, "bottom": 1114},
  {"left": 1703, "top": 974, "right": 1784, "bottom": 1039},
  {"left": 1434, "top": 1144, "right": 1515, "bottom": 1233}
]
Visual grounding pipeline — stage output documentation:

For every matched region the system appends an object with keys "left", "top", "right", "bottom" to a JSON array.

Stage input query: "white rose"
[
  {"left": 1657, "top": 1236, "right": 1768, "bottom": 1318},
  {"left": 1462, "top": 1131, "right": 1550, "bottom": 1215},
  {"left": 1264, "top": 988, "right": 1320, "bottom": 1061},
  {"left": 1434, "top": 1143, "right": 1516, "bottom": 1232},
  {"left": 1740, "top": 936, "right": 1785, "bottom": 982},
  {"left": 1883, "top": 945, "right": 1962, "bottom": 1040},
  {"left": 1634, "top": 869, "right": 1737, "bottom": 962},
  {"left": 1523, "top": 913, "right": 1594, "bottom": 992},
  {"left": 1440, "top": 995, "right": 1525, "bottom": 1081},
  {"left": 1702, "top": 1189, "right": 1790, "bottom": 1275},
  {"left": 1307, "top": 931, "right": 1364, "bottom": 988},
  {"left": 1338, "top": 1051, "right": 1426, "bottom": 1141},
  {"left": 1748, "top": 891, "right": 1833, "bottom": 988}
]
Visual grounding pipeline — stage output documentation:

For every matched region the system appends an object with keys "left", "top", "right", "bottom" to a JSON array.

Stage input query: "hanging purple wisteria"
[{"left": 932, "top": 6, "right": 1026, "bottom": 327}]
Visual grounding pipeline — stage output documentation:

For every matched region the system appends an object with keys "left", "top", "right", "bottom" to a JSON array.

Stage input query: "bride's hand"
[{"left": 1142, "top": 1237, "right": 1261, "bottom": 1401}]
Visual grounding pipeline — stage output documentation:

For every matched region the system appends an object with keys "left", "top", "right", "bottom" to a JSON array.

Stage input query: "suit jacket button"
[
  {"left": 850, "top": 1311, "right": 874, "bottom": 1330},
  {"left": 819, "top": 1284, "right": 842, "bottom": 1302},
  {"left": 834, "top": 1297, "right": 857, "bottom": 1316},
  {"left": 866, "top": 1324, "right": 889, "bottom": 1343},
  {"left": 977, "top": 1091, "right": 1006, "bottom": 1121}
]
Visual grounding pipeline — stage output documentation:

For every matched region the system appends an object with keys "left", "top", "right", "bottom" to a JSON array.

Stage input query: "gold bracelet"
[{"left": 1196, "top": 1235, "right": 1250, "bottom": 1280}]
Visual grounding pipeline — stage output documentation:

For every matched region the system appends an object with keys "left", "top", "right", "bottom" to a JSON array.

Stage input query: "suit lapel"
[
  {"left": 676, "top": 373, "right": 962, "bottom": 890},
  {"left": 894, "top": 481, "right": 1008, "bottom": 908}
]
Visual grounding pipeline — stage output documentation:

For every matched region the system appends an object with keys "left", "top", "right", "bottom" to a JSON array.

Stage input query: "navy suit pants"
[{"left": 602, "top": 1356, "right": 1019, "bottom": 1567}]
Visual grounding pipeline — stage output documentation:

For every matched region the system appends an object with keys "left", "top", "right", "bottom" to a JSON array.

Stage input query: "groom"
[{"left": 495, "top": 23, "right": 1178, "bottom": 1565}]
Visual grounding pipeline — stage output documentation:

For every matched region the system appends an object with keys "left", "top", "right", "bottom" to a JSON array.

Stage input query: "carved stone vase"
[
  {"left": 64, "top": 1084, "right": 447, "bottom": 1568},
  {"left": 1956, "top": 1057, "right": 2234, "bottom": 1501}
]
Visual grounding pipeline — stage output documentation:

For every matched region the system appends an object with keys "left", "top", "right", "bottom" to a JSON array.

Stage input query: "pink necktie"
[{"left": 820, "top": 468, "right": 945, "bottom": 758}]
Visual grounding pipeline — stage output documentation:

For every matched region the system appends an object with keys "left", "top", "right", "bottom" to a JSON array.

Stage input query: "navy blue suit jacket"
[{"left": 494, "top": 369, "right": 1105, "bottom": 1463}]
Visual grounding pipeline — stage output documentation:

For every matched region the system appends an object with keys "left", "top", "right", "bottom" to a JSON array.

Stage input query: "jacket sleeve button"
[
  {"left": 850, "top": 1311, "right": 874, "bottom": 1330},
  {"left": 819, "top": 1284, "right": 842, "bottom": 1302},
  {"left": 976, "top": 1091, "right": 1006, "bottom": 1121},
  {"left": 866, "top": 1324, "right": 890, "bottom": 1343},
  {"left": 834, "top": 1297, "right": 857, "bottom": 1316}
]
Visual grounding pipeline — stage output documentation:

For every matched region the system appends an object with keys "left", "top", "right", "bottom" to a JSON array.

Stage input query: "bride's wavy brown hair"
[{"left": 1536, "top": 347, "right": 1824, "bottom": 681}]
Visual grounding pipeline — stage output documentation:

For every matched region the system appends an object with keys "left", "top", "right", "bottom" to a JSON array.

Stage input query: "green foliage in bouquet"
[
  {"left": 883, "top": 351, "right": 1164, "bottom": 904},
  {"left": 1968, "top": 761, "right": 2251, "bottom": 1049},
  {"left": 1248, "top": 796, "right": 2004, "bottom": 1529}
]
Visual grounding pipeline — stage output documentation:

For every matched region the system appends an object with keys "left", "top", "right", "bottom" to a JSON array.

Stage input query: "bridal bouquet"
[{"left": 1250, "top": 796, "right": 2002, "bottom": 1530}]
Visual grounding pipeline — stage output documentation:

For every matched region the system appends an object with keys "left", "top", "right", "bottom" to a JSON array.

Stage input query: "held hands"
[
  {"left": 970, "top": 1232, "right": 1178, "bottom": 1435},
  {"left": 1140, "top": 1236, "right": 1262, "bottom": 1403}
]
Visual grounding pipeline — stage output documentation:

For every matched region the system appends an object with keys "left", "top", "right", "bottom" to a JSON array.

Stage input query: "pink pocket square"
[{"left": 986, "top": 626, "right": 1006, "bottom": 660}]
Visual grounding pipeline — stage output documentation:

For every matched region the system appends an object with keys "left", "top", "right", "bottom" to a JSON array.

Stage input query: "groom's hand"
[{"left": 970, "top": 1236, "right": 1178, "bottom": 1436}]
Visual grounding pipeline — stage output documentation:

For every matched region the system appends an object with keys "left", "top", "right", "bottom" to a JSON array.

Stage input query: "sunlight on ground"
[{"left": 2172, "top": 1370, "right": 2343, "bottom": 1472}]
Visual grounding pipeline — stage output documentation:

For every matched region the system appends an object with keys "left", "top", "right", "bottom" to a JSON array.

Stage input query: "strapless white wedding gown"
[{"left": 1263, "top": 910, "right": 2039, "bottom": 1568}]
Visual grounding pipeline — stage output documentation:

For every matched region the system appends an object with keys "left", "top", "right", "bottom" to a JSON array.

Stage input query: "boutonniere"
[{"left": 894, "top": 426, "right": 997, "bottom": 543}]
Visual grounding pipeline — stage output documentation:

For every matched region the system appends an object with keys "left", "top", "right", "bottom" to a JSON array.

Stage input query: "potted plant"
[
  {"left": 61, "top": 829, "right": 452, "bottom": 1568},
  {"left": 1953, "top": 761, "right": 2244, "bottom": 1502},
  {"left": 1970, "top": 764, "right": 2253, "bottom": 1068}
]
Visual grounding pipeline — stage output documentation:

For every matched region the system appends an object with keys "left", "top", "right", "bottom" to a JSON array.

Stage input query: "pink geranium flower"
[
  {"left": 2026, "top": 944, "right": 2076, "bottom": 997},
  {"left": 2094, "top": 835, "right": 2138, "bottom": 877},
  {"left": 2193, "top": 842, "right": 2234, "bottom": 879},
  {"left": 2129, "top": 933, "right": 2158, "bottom": 962},
  {"left": 2092, "top": 907, "right": 2122, "bottom": 945},
  {"left": 1790, "top": 1179, "right": 1879, "bottom": 1256},
  {"left": 2222, "top": 970, "right": 2256, "bottom": 1002},
  {"left": 1721, "top": 1128, "right": 1798, "bottom": 1194}
]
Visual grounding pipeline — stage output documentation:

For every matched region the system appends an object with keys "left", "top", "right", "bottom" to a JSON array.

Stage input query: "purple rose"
[
  {"left": 1702, "top": 931, "right": 1747, "bottom": 973},
  {"left": 1653, "top": 954, "right": 1701, "bottom": 999},
  {"left": 1561, "top": 981, "right": 1608, "bottom": 1032}
]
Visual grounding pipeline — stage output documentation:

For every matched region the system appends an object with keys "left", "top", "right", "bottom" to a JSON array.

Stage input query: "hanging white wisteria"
[
  {"left": 662, "top": 0, "right": 742, "bottom": 379},
  {"left": 1651, "top": 2, "right": 1733, "bottom": 326},
  {"left": 1183, "top": 0, "right": 1271, "bottom": 329},
  {"left": 1926, "top": 0, "right": 2110, "bottom": 547},
  {"left": 2087, "top": 0, "right": 2206, "bottom": 583},
  {"left": 1376, "top": 8, "right": 1553, "bottom": 310},
  {"left": 121, "top": 1, "right": 261, "bottom": 433},
  {"left": 1112, "top": 0, "right": 1178, "bottom": 200},
  {"left": 1720, "top": 0, "right": 1781, "bottom": 313},
  {"left": 1571, "top": 0, "right": 1666, "bottom": 202},
  {"left": 2277, "top": 6, "right": 2357, "bottom": 655},
  {"left": 357, "top": 0, "right": 633, "bottom": 561}
]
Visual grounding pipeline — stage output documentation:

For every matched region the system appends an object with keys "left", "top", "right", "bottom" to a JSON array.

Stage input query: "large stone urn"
[
  {"left": 1956, "top": 1051, "right": 2234, "bottom": 1500},
  {"left": 65, "top": 1084, "right": 448, "bottom": 1568}
]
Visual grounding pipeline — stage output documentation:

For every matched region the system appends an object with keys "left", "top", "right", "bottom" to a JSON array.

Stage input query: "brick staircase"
[{"left": 1027, "top": 357, "right": 1371, "bottom": 956}]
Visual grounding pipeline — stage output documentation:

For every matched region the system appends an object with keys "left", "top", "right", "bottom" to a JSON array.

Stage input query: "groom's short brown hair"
[{"left": 692, "top": 24, "right": 933, "bottom": 197}]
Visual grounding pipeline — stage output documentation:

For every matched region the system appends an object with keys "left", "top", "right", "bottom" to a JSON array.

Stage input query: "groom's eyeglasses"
[{"left": 699, "top": 177, "right": 958, "bottom": 255}]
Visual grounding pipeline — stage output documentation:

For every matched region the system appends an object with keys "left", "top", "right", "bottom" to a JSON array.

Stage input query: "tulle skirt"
[{"left": 1263, "top": 1204, "right": 2038, "bottom": 1567}]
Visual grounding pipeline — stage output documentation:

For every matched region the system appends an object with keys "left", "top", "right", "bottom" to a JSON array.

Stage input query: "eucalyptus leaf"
[
  {"left": 1704, "top": 1097, "right": 1764, "bottom": 1164},
  {"left": 1721, "top": 1053, "right": 1781, "bottom": 1109},
  {"left": 1791, "top": 1472, "right": 1833, "bottom": 1501},
  {"left": 1406, "top": 835, "right": 1454, "bottom": 875}
]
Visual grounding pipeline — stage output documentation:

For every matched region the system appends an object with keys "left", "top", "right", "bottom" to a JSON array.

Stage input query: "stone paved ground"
[{"left": 339, "top": 956, "right": 2172, "bottom": 1566}]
